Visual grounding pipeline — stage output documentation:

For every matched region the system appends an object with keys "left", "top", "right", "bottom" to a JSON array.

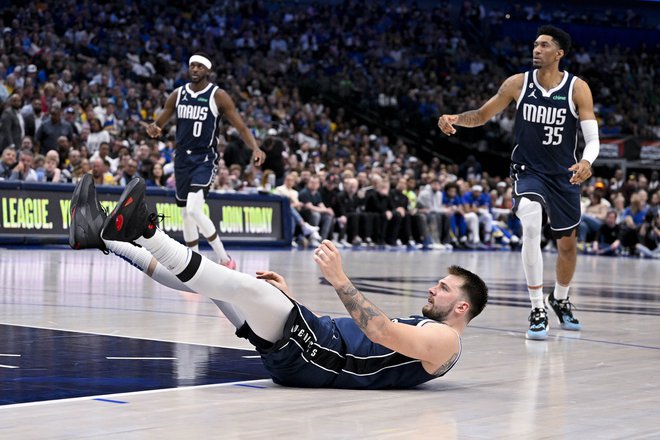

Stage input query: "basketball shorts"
[
  {"left": 510, "top": 163, "right": 580, "bottom": 239},
  {"left": 174, "top": 150, "right": 218, "bottom": 207},
  {"left": 236, "top": 301, "right": 344, "bottom": 388}
]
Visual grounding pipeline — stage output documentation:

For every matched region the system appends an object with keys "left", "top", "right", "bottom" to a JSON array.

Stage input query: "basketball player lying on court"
[{"left": 70, "top": 175, "right": 488, "bottom": 389}]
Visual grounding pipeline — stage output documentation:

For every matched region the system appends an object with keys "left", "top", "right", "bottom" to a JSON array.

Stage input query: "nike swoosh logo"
[{"left": 124, "top": 197, "right": 134, "bottom": 207}]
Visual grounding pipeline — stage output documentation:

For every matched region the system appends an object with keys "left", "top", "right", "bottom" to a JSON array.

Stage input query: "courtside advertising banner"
[{"left": 0, "top": 182, "right": 291, "bottom": 246}]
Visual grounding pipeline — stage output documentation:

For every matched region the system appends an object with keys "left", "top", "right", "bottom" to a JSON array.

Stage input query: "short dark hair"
[
  {"left": 448, "top": 265, "right": 488, "bottom": 322},
  {"left": 537, "top": 25, "right": 572, "bottom": 54}
]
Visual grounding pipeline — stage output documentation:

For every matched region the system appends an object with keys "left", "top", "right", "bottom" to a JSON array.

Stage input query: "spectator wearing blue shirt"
[{"left": 462, "top": 185, "right": 493, "bottom": 247}]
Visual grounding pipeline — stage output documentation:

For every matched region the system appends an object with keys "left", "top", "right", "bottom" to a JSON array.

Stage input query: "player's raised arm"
[
  {"left": 438, "top": 73, "right": 523, "bottom": 136},
  {"left": 312, "top": 240, "right": 460, "bottom": 370}
]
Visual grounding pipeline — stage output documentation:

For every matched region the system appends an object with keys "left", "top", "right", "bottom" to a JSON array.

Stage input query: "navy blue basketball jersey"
[
  {"left": 175, "top": 83, "right": 222, "bottom": 153},
  {"left": 512, "top": 69, "right": 579, "bottom": 175},
  {"left": 331, "top": 314, "right": 461, "bottom": 389},
  {"left": 244, "top": 301, "right": 463, "bottom": 389}
]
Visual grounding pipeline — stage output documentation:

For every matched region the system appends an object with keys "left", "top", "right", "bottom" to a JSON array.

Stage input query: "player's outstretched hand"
[
  {"left": 256, "top": 270, "right": 291, "bottom": 296},
  {"left": 438, "top": 114, "right": 458, "bottom": 136},
  {"left": 313, "top": 240, "right": 350, "bottom": 288},
  {"left": 569, "top": 160, "right": 593, "bottom": 185}
]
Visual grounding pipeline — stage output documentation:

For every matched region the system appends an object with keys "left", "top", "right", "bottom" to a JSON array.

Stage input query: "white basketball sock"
[
  {"left": 136, "top": 229, "right": 191, "bottom": 275},
  {"left": 136, "top": 229, "right": 292, "bottom": 342},
  {"left": 554, "top": 282, "right": 570, "bottom": 300},
  {"left": 186, "top": 190, "right": 229, "bottom": 263},
  {"left": 529, "top": 287, "right": 544, "bottom": 310},
  {"left": 104, "top": 239, "right": 152, "bottom": 272},
  {"left": 105, "top": 238, "right": 246, "bottom": 328},
  {"left": 181, "top": 207, "right": 200, "bottom": 251}
]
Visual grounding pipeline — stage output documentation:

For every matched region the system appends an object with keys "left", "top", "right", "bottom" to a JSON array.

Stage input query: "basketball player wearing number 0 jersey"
[{"left": 145, "top": 53, "right": 265, "bottom": 269}]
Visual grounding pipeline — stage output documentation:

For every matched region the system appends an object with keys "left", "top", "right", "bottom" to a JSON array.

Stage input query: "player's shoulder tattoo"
[
  {"left": 497, "top": 74, "right": 523, "bottom": 98},
  {"left": 432, "top": 352, "right": 459, "bottom": 376}
]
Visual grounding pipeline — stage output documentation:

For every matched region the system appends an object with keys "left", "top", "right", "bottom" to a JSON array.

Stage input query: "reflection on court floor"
[{"left": 1, "top": 324, "right": 268, "bottom": 405}]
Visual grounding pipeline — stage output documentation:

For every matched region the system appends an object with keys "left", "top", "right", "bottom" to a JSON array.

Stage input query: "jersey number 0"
[{"left": 193, "top": 121, "right": 203, "bottom": 137}]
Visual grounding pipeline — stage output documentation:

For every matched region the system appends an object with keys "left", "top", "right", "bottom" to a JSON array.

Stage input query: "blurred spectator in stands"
[
  {"left": 592, "top": 210, "right": 623, "bottom": 256},
  {"left": 21, "top": 98, "right": 43, "bottom": 138},
  {"left": 458, "top": 155, "right": 483, "bottom": 182},
  {"left": 620, "top": 191, "right": 649, "bottom": 253},
  {"left": 261, "top": 129, "right": 287, "bottom": 185},
  {"left": 63, "top": 107, "right": 81, "bottom": 144},
  {"left": 274, "top": 171, "right": 322, "bottom": 246},
  {"left": 335, "top": 177, "right": 367, "bottom": 247},
  {"left": 91, "top": 157, "right": 116, "bottom": 186},
  {"left": 86, "top": 118, "right": 111, "bottom": 157},
  {"left": 90, "top": 142, "right": 118, "bottom": 174},
  {"left": 8, "top": 149, "right": 37, "bottom": 181},
  {"left": 222, "top": 128, "right": 252, "bottom": 170},
  {"left": 0, "top": 93, "right": 24, "bottom": 150},
  {"left": 71, "top": 158, "right": 91, "bottom": 184},
  {"left": 443, "top": 181, "right": 473, "bottom": 248},
  {"left": 146, "top": 162, "right": 166, "bottom": 188},
  {"left": 320, "top": 173, "right": 342, "bottom": 239},
  {"left": 35, "top": 105, "right": 73, "bottom": 155},
  {"left": 635, "top": 211, "right": 660, "bottom": 258},
  {"left": 364, "top": 179, "right": 400, "bottom": 247},
  {"left": 462, "top": 184, "right": 492, "bottom": 247},
  {"left": 62, "top": 148, "right": 82, "bottom": 182},
  {"left": 417, "top": 177, "right": 452, "bottom": 250},
  {"left": 117, "top": 158, "right": 138, "bottom": 186},
  {"left": 299, "top": 175, "right": 335, "bottom": 241},
  {"left": 39, "top": 154, "right": 63, "bottom": 183},
  {"left": 20, "top": 136, "right": 35, "bottom": 154},
  {"left": 391, "top": 177, "right": 426, "bottom": 249},
  {"left": 578, "top": 189, "right": 610, "bottom": 251},
  {"left": 0, "top": 147, "right": 17, "bottom": 179}
]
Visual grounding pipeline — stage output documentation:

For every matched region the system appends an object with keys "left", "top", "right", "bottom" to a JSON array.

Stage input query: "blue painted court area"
[{"left": 0, "top": 325, "right": 269, "bottom": 405}]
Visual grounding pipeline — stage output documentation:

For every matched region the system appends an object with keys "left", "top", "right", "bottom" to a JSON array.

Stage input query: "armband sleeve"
[{"left": 580, "top": 119, "right": 600, "bottom": 165}]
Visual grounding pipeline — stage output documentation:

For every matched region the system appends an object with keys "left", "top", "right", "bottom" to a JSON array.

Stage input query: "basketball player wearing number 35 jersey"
[
  {"left": 438, "top": 25, "right": 600, "bottom": 340},
  {"left": 145, "top": 53, "right": 266, "bottom": 269}
]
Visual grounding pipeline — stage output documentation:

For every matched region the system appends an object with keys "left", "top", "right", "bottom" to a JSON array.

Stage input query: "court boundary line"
[
  {"left": 0, "top": 379, "right": 274, "bottom": 410},
  {"left": 0, "top": 321, "right": 256, "bottom": 352}
]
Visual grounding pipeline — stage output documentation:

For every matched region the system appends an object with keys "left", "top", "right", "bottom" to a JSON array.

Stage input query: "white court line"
[
  {"left": 0, "top": 364, "right": 19, "bottom": 369},
  {"left": 0, "top": 354, "right": 21, "bottom": 357},
  {"left": 0, "top": 379, "right": 273, "bottom": 409},
  {"left": 241, "top": 355, "right": 261, "bottom": 359},
  {"left": 106, "top": 357, "right": 177, "bottom": 360},
  {"left": 0, "top": 321, "right": 255, "bottom": 352}
]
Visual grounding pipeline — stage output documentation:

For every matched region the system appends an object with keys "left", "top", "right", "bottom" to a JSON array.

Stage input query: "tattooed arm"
[
  {"left": 438, "top": 73, "right": 523, "bottom": 136},
  {"left": 334, "top": 281, "right": 391, "bottom": 340},
  {"left": 313, "top": 240, "right": 460, "bottom": 373}
]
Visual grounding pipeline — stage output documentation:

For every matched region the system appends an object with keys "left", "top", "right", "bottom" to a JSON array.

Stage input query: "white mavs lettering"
[
  {"left": 176, "top": 105, "right": 209, "bottom": 120},
  {"left": 522, "top": 103, "right": 566, "bottom": 126}
]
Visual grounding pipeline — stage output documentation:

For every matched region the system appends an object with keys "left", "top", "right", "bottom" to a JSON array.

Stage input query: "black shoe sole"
[
  {"left": 69, "top": 174, "right": 107, "bottom": 250},
  {"left": 101, "top": 177, "right": 149, "bottom": 242}
]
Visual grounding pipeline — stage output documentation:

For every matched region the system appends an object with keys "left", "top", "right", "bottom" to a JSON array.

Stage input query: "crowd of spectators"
[{"left": 0, "top": 0, "right": 657, "bottom": 257}]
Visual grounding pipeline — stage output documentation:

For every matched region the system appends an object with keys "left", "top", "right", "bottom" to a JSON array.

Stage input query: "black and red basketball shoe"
[
  {"left": 100, "top": 177, "right": 157, "bottom": 242},
  {"left": 69, "top": 173, "right": 107, "bottom": 251}
]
